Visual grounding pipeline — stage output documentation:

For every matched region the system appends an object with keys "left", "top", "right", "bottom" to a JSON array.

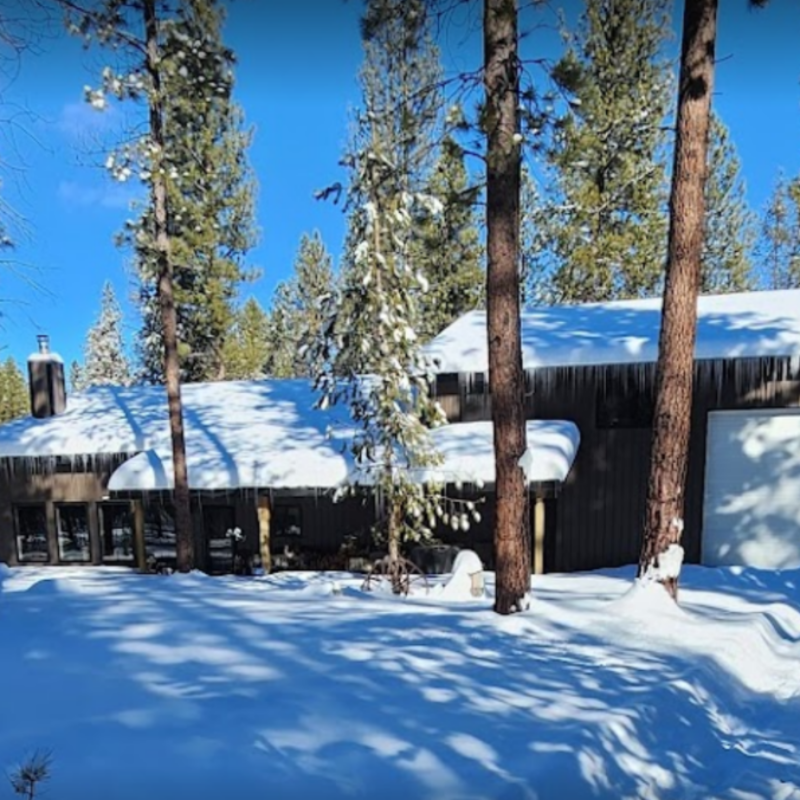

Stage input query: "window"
[
  {"left": 273, "top": 505, "right": 302, "bottom": 538},
  {"left": 435, "top": 373, "right": 460, "bottom": 397},
  {"left": 99, "top": 503, "right": 134, "bottom": 562},
  {"left": 144, "top": 504, "right": 176, "bottom": 561},
  {"left": 15, "top": 505, "right": 49, "bottom": 563},
  {"left": 56, "top": 504, "right": 91, "bottom": 562},
  {"left": 596, "top": 385, "right": 654, "bottom": 429}
]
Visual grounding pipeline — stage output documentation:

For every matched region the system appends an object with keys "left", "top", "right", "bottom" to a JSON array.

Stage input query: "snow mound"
[
  {"left": 437, "top": 549, "right": 485, "bottom": 601},
  {"left": 610, "top": 579, "right": 688, "bottom": 620}
]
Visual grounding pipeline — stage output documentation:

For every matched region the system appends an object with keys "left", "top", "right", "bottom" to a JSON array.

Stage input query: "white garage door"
[{"left": 703, "top": 409, "right": 800, "bottom": 569}]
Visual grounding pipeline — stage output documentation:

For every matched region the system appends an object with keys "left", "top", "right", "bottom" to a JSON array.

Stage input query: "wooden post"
[
  {"left": 533, "top": 496, "right": 545, "bottom": 575},
  {"left": 257, "top": 494, "right": 272, "bottom": 574},
  {"left": 132, "top": 499, "right": 146, "bottom": 571}
]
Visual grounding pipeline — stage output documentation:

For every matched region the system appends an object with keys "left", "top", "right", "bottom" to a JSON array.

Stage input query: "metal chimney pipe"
[{"left": 37, "top": 334, "right": 50, "bottom": 355}]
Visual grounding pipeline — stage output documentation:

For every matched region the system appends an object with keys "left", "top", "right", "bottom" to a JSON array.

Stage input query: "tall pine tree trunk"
[
  {"left": 143, "top": 0, "right": 194, "bottom": 573},
  {"left": 484, "top": 0, "right": 530, "bottom": 615},
  {"left": 638, "top": 0, "right": 718, "bottom": 599}
]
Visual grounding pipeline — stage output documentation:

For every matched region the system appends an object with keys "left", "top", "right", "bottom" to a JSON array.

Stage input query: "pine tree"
[
  {"left": 520, "top": 163, "right": 554, "bottom": 307},
  {"left": 128, "top": 0, "right": 258, "bottom": 384},
  {"left": 544, "top": 0, "right": 671, "bottom": 302},
  {"left": 640, "top": 0, "right": 770, "bottom": 602},
  {"left": 701, "top": 112, "right": 756, "bottom": 293},
  {"left": 222, "top": 296, "right": 269, "bottom": 380},
  {"left": 484, "top": 0, "right": 530, "bottom": 615},
  {"left": 310, "top": 145, "right": 453, "bottom": 585},
  {"left": 63, "top": 0, "right": 217, "bottom": 571},
  {"left": 759, "top": 173, "right": 800, "bottom": 290},
  {"left": 309, "top": 0, "right": 475, "bottom": 586},
  {"left": 264, "top": 231, "right": 335, "bottom": 378},
  {"left": 355, "top": 0, "right": 441, "bottom": 195},
  {"left": 69, "top": 361, "right": 85, "bottom": 393},
  {"left": 0, "top": 357, "right": 28, "bottom": 423},
  {"left": 415, "top": 137, "right": 484, "bottom": 341},
  {"left": 638, "top": 0, "right": 717, "bottom": 601},
  {"left": 75, "top": 282, "right": 131, "bottom": 388}
]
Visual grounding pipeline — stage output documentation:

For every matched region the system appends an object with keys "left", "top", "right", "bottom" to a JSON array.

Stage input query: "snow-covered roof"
[
  {"left": 418, "top": 420, "right": 579, "bottom": 486},
  {"left": 345, "top": 420, "right": 579, "bottom": 488},
  {"left": 0, "top": 382, "right": 354, "bottom": 490},
  {"left": 425, "top": 289, "right": 800, "bottom": 373},
  {"left": 107, "top": 380, "right": 354, "bottom": 492},
  {"left": 0, "top": 379, "right": 580, "bottom": 491}
]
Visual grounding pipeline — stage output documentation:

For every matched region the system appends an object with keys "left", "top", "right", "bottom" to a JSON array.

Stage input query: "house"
[
  {"left": 0, "top": 337, "right": 579, "bottom": 572},
  {"left": 424, "top": 288, "right": 800, "bottom": 572}
]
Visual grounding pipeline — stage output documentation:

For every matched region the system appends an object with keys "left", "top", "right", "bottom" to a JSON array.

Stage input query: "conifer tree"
[
  {"left": 75, "top": 282, "right": 132, "bottom": 388},
  {"left": 759, "top": 174, "right": 800, "bottom": 290},
  {"left": 0, "top": 357, "right": 28, "bottom": 423},
  {"left": 310, "top": 144, "right": 453, "bottom": 582},
  {"left": 128, "top": 0, "right": 258, "bottom": 384},
  {"left": 310, "top": 0, "right": 477, "bottom": 585},
  {"left": 484, "top": 0, "right": 530, "bottom": 615},
  {"left": 222, "top": 296, "right": 269, "bottom": 380},
  {"left": 520, "top": 163, "right": 554, "bottom": 307},
  {"left": 701, "top": 112, "right": 756, "bottom": 293},
  {"left": 62, "top": 0, "right": 230, "bottom": 571},
  {"left": 69, "top": 361, "right": 85, "bottom": 393},
  {"left": 415, "top": 136, "right": 484, "bottom": 341},
  {"left": 544, "top": 0, "right": 671, "bottom": 302},
  {"left": 639, "top": 0, "right": 770, "bottom": 602},
  {"left": 264, "top": 231, "right": 335, "bottom": 378}
]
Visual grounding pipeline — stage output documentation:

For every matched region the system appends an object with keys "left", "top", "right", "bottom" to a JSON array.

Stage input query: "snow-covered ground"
[{"left": 1, "top": 563, "right": 799, "bottom": 799}]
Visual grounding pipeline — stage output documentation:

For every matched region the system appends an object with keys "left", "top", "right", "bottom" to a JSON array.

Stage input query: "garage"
[{"left": 702, "top": 409, "right": 800, "bottom": 569}]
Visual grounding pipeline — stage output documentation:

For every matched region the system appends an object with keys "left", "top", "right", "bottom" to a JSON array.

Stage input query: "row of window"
[
  {"left": 14, "top": 502, "right": 304, "bottom": 564},
  {"left": 15, "top": 502, "right": 136, "bottom": 564}
]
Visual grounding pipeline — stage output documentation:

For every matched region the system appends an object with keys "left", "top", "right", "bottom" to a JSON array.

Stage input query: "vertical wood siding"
[{"left": 436, "top": 358, "right": 800, "bottom": 573}]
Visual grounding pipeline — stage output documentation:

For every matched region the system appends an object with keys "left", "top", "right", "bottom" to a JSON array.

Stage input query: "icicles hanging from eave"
[{"left": 0, "top": 451, "right": 133, "bottom": 479}]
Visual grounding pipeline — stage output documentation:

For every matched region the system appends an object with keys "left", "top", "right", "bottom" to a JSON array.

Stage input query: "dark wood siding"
[
  {"left": 0, "top": 455, "right": 129, "bottom": 566},
  {"left": 435, "top": 358, "right": 800, "bottom": 573}
]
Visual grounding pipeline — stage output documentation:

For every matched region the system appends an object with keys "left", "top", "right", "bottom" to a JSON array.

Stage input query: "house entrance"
[{"left": 202, "top": 505, "right": 237, "bottom": 574}]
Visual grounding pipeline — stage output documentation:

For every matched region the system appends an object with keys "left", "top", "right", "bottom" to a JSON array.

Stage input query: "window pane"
[
  {"left": 274, "top": 505, "right": 302, "bottom": 537},
  {"left": 144, "top": 505, "right": 176, "bottom": 561},
  {"left": 100, "top": 504, "right": 134, "bottom": 562},
  {"left": 57, "top": 505, "right": 91, "bottom": 562},
  {"left": 15, "top": 506, "right": 49, "bottom": 562}
]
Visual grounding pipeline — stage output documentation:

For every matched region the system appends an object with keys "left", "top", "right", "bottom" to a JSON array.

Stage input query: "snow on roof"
[
  {"left": 425, "top": 289, "right": 800, "bottom": 373},
  {"left": 107, "top": 380, "right": 354, "bottom": 492},
  {"left": 0, "top": 379, "right": 580, "bottom": 491},
  {"left": 27, "top": 352, "right": 65, "bottom": 364},
  {"left": 352, "top": 420, "right": 580, "bottom": 487},
  {"left": 0, "top": 381, "right": 354, "bottom": 489},
  {"left": 0, "top": 384, "right": 164, "bottom": 458},
  {"left": 426, "top": 420, "right": 579, "bottom": 486}
]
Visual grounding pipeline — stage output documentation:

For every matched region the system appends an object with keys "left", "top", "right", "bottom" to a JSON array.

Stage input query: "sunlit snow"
[{"left": 1, "top": 564, "right": 799, "bottom": 799}]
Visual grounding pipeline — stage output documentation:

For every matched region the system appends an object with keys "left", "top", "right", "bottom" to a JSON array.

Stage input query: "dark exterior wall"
[
  {"left": 435, "top": 357, "right": 800, "bottom": 573},
  {"left": 0, "top": 456, "right": 128, "bottom": 566},
  {"left": 1, "top": 457, "right": 554, "bottom": 572}
]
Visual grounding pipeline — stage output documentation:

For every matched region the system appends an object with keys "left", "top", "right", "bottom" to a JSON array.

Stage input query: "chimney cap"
[{"left": 28, "top": 334, "right": 63, "bottom": 364}]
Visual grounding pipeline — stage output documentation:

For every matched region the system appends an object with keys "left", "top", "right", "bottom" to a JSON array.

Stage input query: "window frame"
[
  {"left": 273, "top": 504, "right": 303, "bottom": 538},
  {"left": 98, "top": 502, "right": 135, "bottom": 563},
  {"left": 14, "top": 503, "right": 50, "bottom": 563},
  {"left": 595, "top": 384, "right": 654, "bottom": 430},
  {"left": 143, "top": 503, "right": 177, "bottom": 562},
  {"left": 55, "top": 502, "right": 92, "bottom": 564}
]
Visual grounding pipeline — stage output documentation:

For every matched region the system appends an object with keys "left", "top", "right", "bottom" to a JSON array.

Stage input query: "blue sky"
[{"left": 1, "top": 0, "right": 798, "bottom": 373}]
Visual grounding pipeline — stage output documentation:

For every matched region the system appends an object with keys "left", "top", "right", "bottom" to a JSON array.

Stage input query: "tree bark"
[
  {"left": 143, "top": 0, "right": 194, "bottom": 573},
  {"left": 638, "top": 0, "right": 718, "bottom": 599},
  {"left": 484, "top": 0, "right": 530, "bottom": 615}
]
